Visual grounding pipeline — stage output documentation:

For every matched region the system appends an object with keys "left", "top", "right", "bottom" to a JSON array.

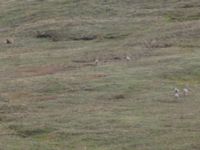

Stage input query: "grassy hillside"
[{"left": 0, "top": 0, "right": 200, "bottom": 149}]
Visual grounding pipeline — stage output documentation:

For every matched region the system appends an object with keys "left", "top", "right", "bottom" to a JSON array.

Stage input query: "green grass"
[{"left": 0, "top": 0, "right": 200, "bottom": 149}]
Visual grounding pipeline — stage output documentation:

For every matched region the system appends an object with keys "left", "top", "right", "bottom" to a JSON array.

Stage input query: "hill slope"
[{"left": 0, "top": 0, "right": 200, "bottom": 149}]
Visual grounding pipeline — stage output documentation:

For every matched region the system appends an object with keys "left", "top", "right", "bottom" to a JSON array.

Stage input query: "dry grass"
[{"left": 0, "top": 0, "right": 200, "bottom": 150}]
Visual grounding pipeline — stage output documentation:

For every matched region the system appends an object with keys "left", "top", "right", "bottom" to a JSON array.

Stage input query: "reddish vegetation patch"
[
  {"left": 17, "top": 65, "right": 67, "bottom": 77},
  {"left": 86, "top": 73, "right": 108, "bottom": 80}
]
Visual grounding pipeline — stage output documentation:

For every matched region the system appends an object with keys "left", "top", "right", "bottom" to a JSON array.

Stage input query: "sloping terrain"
[{"left": 0, "top": 0, "right": 200, "bottom": 149}]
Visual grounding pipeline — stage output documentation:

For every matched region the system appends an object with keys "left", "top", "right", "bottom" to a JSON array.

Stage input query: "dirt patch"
[
  {"left": 72, "top": 60, "right": 92, "bottom": 63},
  {"left": 16, "top": 64, "right": 69, "bottom": 77},
  {"left": 7, "top": 92, "right": 32, "bottom": 100}
]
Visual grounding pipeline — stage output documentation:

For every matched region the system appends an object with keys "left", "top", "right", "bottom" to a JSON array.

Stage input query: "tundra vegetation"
[{"left": 0, "top": 0, "right": 200, "bottom": 149}]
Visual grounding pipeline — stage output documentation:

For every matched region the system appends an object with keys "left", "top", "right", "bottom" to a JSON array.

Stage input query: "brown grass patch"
[{"left": 9, "top": 92, "right": 31, "bottom": 100}]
